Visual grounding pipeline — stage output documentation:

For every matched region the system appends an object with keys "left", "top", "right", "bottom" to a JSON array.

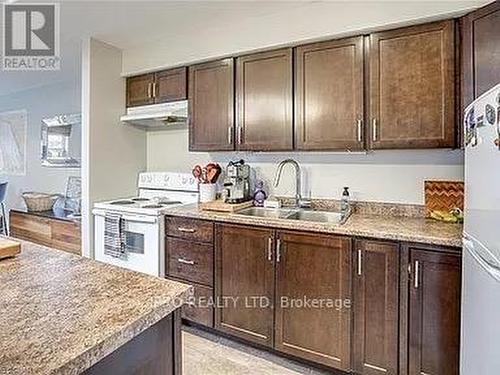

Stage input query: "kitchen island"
[{"left": 0, "top": 239, "right": 191, "bottom": 375}]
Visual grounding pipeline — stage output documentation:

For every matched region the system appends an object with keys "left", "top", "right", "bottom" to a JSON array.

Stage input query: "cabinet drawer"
[
  {"left": 167, "top": 237, "right": 213, "bottom": 286},
  {"left": 166, "top": 216, "right": 213, "bottom": 243},
  {"left": 183, "top": 282, "right": 214, "bottom": 327}
]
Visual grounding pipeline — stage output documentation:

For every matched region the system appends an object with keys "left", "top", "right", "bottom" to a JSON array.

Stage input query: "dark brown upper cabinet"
[
  {"left": 236, "top": 48, "right": 293, "bottom": 151},
  {"left": 275, "top": 231, "right": 352, "bottom": 370},
  {"left": 126, "top": 73, "right": 155, "bottom": 107},
  {"left": 369, "top": 20, "right": 456, "bottom": 149},
  {"left": 188, "top": 59, "right": 235, "bottom": 151},
  {"left": 295, "top": 37, "right": 365, "bottom": 151},
  {"left": 126, "top": 68, "right": 187, "bottom": 107},
  {"left": 155, "top": 67, "right": 187, "bottom": 103},
  {"left": 407, "top": 247, "right": 461, "bottom": 375},
  {"left": 461, "top": 1, "right": 500, "bottom": 109},
  {"left": 353, "top": 239, "right": 399, "bottom": 375}
]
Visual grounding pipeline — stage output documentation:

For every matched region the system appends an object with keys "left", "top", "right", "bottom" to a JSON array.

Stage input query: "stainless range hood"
[{"left": 120, "top": 101, "right": 188, "bottom": 128}]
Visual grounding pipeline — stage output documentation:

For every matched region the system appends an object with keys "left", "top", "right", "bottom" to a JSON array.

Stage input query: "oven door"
[{"left": 93, "top": 209, "right": 163, "bottom": 276}]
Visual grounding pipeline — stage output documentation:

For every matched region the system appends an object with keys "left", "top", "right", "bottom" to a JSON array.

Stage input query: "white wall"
[
  {"left": 122, "top": 1, "right": 483, "bottom": 74},
  {"left": 0, "top": 81, "right": 81, "bottom": 217},
  {"left": 147, "top": 128, "right": 464, "bottom": 205},
  {"left": 81, "top": 38, "right": 147, "bottom": 257}
]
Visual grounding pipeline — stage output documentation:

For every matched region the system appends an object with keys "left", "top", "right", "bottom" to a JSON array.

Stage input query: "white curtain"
[{"left": 0, "top": 111, "right": 26, "bottom": 175}]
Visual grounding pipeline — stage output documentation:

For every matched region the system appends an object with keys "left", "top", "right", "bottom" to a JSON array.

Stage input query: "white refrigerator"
[{"left": 462, "top": 82, "right": 500, "bottom": 374}]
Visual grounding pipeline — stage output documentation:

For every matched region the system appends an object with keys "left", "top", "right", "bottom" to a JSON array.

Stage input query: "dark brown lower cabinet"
[
  {"left": 165, "top": 217, "right": 215, "bottom": 328},
  {"left": 83, "top": 310, "right": 182, "bottom": 375},
  {"left": 407, "top": 247, "right": 461, "bottom": 375},
  {"left": 215, "top": 224, "right": 275, "bottom": 347},
  {"left": 353, "top": 240, "right": 399, "bottom": 375},
  {"left": 275, "top": 231, "right": 352, "bottom": 370},
  {"left": 211, "top": 220, "right": 462, "bottom": 374}
]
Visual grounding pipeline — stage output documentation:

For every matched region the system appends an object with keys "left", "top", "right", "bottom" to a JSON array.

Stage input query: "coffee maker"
[{"left": 223, "top": 160, "right": 251, "bottom": 203}]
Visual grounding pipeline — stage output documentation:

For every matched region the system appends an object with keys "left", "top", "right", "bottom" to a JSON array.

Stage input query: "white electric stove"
[{"left": 93, "top": 172, "right": 198, "bottom": 276}]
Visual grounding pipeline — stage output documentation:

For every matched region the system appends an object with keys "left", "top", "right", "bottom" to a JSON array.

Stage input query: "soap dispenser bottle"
[{"left": 341, "top": 187, "right": 350, "bottom": 213}]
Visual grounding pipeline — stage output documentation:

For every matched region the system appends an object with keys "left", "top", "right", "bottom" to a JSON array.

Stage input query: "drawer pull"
[
  {"left": 178, "top": 258, "right": 195, "bottom": 265},
  {"left": 177, "top": 227, "right": 195, "bottom": 233}
]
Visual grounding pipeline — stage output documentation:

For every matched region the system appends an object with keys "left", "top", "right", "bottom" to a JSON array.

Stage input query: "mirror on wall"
[{"left": 41, "top": 113, "right": 81, "bottom": 168}]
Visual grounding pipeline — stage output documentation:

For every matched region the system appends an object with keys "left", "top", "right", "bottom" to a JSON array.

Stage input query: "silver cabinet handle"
[
  {"left": 177, "top": 227, "right": 195, "bottom": 233},
  {"left": 178, "top": 258, "right": 195, "bottom": 265},
  {"left": 372, "top": 118, "right": 378, "bottom": 142},
  {"left": 357, "top": 119, "right": 363, "bottom": 142},
  {"left": 357, "top": 249, "right": 362, "bottom": 276},
  {"left": 267, "top": 237, "right": 273, "bottom": 262},
  {"left": 276, "top": 239, "right": 282, "bottom": 263},
  {"left": 228, "top": 126, "right": 233, "bottom": 144},
  {"left": 237, "top": 126, "right": 243, "bottom": 145},
  {"left": 152, "top": 82, "right": 157, "bottom": 98},
  {"left": 414, "top": 260, "right": 420, "bottom": 288},
  {"left": 147, "top": 83, "right": 152, "bottom": 99}
]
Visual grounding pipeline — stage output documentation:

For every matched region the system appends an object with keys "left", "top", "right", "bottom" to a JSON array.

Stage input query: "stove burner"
[
  {"left": 142, "top": 204, "right": 164, "bottom": 209},
  {"left": 131, "top": 197, "right": 149, "bottom": 202},
  {"left": 110, "top": 200, "right": 135, "bottom": 205}
]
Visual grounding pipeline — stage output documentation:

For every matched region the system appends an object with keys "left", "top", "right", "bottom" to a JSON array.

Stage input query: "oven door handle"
[
  {"left": 121, "top": 215, "right": 157, "bottom": 224},
  {"left": 93, "top": 209, "right": 157, "bottom": 224}
]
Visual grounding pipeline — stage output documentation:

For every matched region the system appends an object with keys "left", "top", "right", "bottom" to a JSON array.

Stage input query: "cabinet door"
[
  {"left": 236, "top": 49, "right": 293, "bottom": 151},
  {"left": 215, "top": 224, "right": 275, "bottom": 347},
  {"left": 369, "top": 20, "right": 456, "bottom": 149},
  {"left": 126, "top": 74, "right": 155, "bottom": 107},
  {"left": 461, "top": 1, "right": 500, "bottom": 108},
  {"left": 295, "top": 37, "right": 365, "bottom": 150},
  {"left": 155, "top": 67, "right": 187, "bottom": 103},
  {"left": 353, "top": 240, "right": 399, "bottom": 375},
  {"left": 408, "top": 248, "right": 461, "bottom": 375},
  {"left": 274, "top": 231, "right": 351, "bottom": 370},
  {"left": 189, "top": 59, "right": 235, "bottom": 151}
]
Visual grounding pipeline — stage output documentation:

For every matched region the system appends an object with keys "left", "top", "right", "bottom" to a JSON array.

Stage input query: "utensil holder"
[{"left": 199, "top": 184, "right": 217, "bottom": 203}]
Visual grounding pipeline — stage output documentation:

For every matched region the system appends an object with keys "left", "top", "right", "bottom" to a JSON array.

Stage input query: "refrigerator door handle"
[{"left": 464, "top": 239, "right": 500, "bottom": 282}]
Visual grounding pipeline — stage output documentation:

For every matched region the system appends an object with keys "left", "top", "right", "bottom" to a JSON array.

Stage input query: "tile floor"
[{"left": 182, "top": 326, "right": 330, "bottom": 375}]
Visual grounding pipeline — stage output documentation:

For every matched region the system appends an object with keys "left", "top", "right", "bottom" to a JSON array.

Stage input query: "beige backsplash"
[
  {"left": 277, "top": 197, "right": 426, "bottom": 218},
  {"left": 147, "top": 128, "right": 464, "bottom": 205}
]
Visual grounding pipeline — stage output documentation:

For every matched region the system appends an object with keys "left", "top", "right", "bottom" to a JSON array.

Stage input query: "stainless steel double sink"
[{"left": 233, "top": 206, "right": 350, "bottom": 225}]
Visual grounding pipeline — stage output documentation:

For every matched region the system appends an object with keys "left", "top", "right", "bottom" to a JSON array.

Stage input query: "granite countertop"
[
  {"left": 0, "top": 239, "right": 191, "bottom": 375},
  {"left": 164, "top": 204, "right": 463, "bottom": 248},
  {"left": 11, "top": 207, "right": 81, "bottom": 223}
]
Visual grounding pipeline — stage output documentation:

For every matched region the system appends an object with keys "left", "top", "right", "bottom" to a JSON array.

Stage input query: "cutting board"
[
  {"left": 0, "top": 239, "right": 21, "bottom": 260},
  {"left": 424, "top": 180, "right": 464, "bottom": 217},
  {"left": 200, "top": 199, "right": 253, "bottom": 213}
]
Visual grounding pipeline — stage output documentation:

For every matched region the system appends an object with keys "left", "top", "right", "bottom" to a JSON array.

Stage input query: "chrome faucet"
[{"left": 274, "top": 159, "right": 311, "bottom": 208}]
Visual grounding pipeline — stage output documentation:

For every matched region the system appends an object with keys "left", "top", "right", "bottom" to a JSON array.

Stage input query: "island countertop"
[{"left": 0, "top": 239, "right": 191, "bottom": 375}]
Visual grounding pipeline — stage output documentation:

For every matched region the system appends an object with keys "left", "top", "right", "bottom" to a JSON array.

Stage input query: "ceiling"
[{"left": 0, "top": 0, "right": 491, "bottom": 97}]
